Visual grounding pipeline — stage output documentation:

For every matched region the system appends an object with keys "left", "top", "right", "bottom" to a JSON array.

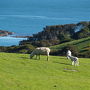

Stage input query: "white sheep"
[
  {"left": 30, "top": 47, "right": 50, "bottom": 61},
  {"left": 66, "top": 50, "right": 72, "bottom": 59},
  {"left": 67, "top": 55, "right": 79, "bottom": 66}
]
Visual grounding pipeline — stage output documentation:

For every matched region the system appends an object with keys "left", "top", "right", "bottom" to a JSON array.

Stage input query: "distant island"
[
  {"left": 0, "top": 30, "right": 32, "bottom": 38},
  {"left": 0, "top": 30, "right": 13, "bottom": 36}
]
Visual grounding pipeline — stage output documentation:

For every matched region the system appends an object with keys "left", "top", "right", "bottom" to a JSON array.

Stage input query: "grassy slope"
[
  {"left": 50, "top": 37, "right": 90, "bottom": 52},
  {"left": 0, "top": 53, "right": 90, "bottom": 90}
]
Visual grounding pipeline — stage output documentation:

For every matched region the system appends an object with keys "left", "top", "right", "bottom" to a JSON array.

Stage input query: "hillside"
[
  {"left": 20, "top": 21, "right": 90, "bottom": 46},
  {"left": 0, "top": 21, "right": 90, "bottom": 58},
  {"left": 0, "top": 53, "right": 90, "bottom": 90},
  {"left": 18, "top": 21, "right": 90, "bottom": 57},
  {"left": 4, "top": 36, "right": 89, "bottom": 58},
  {"left": 50, "top": 37, "right": 90, "bottom": 51},
  {"left": 50, "top": 37, "right": 90, "bottom": 57}
]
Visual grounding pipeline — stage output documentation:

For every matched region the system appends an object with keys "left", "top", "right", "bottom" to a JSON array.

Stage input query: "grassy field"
[
  {"left": 50, "top": 37, "right": 90, "bottom": 52},
  {"left": 0, "top": 53, "right": 90, "bottom": 90}
]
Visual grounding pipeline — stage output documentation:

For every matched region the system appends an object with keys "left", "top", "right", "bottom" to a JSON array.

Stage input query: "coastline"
[
  {"left": 0, "top": 36, "right": 27, "bottom": 46},
  {"left": 11, "top": 35, "right": 32, "bottom": 38},
  {"left": 0, "top": 30, "right": 28, "bottom": 46},
  {"left": 0, "top": 30, "right": 32, "bottom": 38}
]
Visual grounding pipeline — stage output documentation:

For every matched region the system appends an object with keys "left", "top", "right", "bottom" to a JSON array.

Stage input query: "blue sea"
[{"left": 0, "top": 0, "right": 90, "bottom": 46}]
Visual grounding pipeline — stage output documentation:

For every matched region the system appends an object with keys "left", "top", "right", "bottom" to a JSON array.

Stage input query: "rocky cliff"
[{"left": 0, "top": 30, "right": 13, "bottom": 36}]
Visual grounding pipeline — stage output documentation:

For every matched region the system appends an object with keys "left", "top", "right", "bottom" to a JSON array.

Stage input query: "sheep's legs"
[
  {"left": 36, "top": 55, "right": 37, "bottom": 59},
  {"left": 72, "top": 61, "right": 79, "bottom": 66},
  {"left": 39, "top": 55, "right": 40, "bottom": 60},
  {"left": 75, "top": 61, "right": 79, "bottom": 66},
  {"left": 67, "top": 56, "right": 70, "bottom": 59},
  {"left": 72, "top": 61, "right": 74, "bottom": 65},
  {"left": 47, "top": 56, "right": 48, "bottom": 61},
  {"left": 36, "top": 55, "right": 40, "bottom": 60},
  {"left": 47, "top": 52, "right": 49, "bottom": 61}
]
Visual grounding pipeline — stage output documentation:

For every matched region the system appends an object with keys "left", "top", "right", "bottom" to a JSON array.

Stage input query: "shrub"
[
  {"left": 6, "top": 44, "right": 35, "bottom": 54},
  {"left": 51, "top": 44, "right": 79, "bottom": 56},
  {"left": 79, "top": 51, "right": 90, "bottom": 58},
  {"left": 62, "top": 44, "right": 79, "bottom": 56},
  {"left": 73, "top": 27, "right": 90, "bottom": 39},
  {"left": 0, "top": 46, "right": 7, "bottom": 52}
]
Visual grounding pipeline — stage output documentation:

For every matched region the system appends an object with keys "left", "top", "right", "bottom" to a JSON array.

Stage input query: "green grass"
[
  {"left": 50, "top": 37, "right": 90, "bottom": 52},
  {"left": 0, "top": 53, "right": 90, "bottom": 90}
]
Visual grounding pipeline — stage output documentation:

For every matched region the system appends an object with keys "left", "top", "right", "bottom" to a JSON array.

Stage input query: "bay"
[{"left": 0, "top": 0, "right": 90, "bottom": 46}]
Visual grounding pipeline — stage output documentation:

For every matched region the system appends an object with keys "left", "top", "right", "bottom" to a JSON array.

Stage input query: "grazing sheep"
[
  {"left": 30, "top": 47, "right": 50, "bottom": 61},
  {"left": 68, "top": 55, "right": 79, "bottom": 66},
  {"left": 66, "top": 50, "right": 72, "bottom": 59}
]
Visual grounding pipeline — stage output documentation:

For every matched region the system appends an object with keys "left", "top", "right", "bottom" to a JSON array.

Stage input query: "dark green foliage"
[
  {"left": 19, "top": 40, "right": 31, "bottom": 45},
  {"left": 19, "top": 21, "right": 90, "bottom": 47},
  {"left": 73, "top": 27, "right": 90, "bottom": 39},
  {"left": 62, "top": 45, "right": 79, "bottom": 56},
  {"left": 31, "top": 40, "right": 60, "bottom": 47},
  {"left": 79, "top": 51, "right": 90, "bottom": 58},
  {"left": 19, "top": 24, "right": 76, "bottom": 46},
  {"left": 0, "top": 46, "right": 7, "bottom": 52},
  {"left": 51, "top": 44, "right": 79, "bottom": 56},
  {"left": 0, "top": 44, "right": 35, "bottom": 54},
  {"left": 79, "top": 45, "right": 90, "bottom": 57},
  {"left": 50, "top": 36, "right": 90, "bottom": 58}
]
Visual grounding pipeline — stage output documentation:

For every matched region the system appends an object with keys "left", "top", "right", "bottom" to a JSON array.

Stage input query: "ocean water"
[
  {"left": 0, "top": 0, "right": 90, "bottom": 46},
  {"left": 0, "top": 36, "right": 27, "bottom": 46}
]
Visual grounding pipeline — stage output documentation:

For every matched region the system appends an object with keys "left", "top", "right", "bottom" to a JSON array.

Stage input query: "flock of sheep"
[{"left": 30, "top": 47, "right": 79, "bottom": 66}]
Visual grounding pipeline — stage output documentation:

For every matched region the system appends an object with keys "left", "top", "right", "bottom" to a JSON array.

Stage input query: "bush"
[
  {"left": 63, "top": 44, "right": 79, "bottom": 56},
  {"left": 6, "top": 44, "right": 35, "bottom": 54},
  {"left": 31, "top": 40, "right": 60, "bottom": 47},
  {"left": 79, "top": 51, "right": 90, "bottom": 58},
  {"left": 73, "top": 27, "right": 90, "bottom": 39},
  {"left": 50, "top": 44, "right": 79, "bottom": 56},
  {"left": 0, "top": 46, "right": 7, "bottom": 52}
]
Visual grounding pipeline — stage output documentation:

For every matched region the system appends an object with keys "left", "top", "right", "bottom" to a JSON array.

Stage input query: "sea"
[{"left": 0, "top": 0, "right": 90, "bottom": 46}]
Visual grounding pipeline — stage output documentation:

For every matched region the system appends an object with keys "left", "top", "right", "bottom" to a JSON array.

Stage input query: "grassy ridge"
[
  {"left": 0, "top": 53, "right": 90, "bottom": 90},
  {"left": 50, "top": 37, "right": 90, "bottom": 52}
]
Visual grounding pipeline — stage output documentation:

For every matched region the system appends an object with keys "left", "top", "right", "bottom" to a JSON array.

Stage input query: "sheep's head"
[{"left": 30, "top": 53, "right": 34, "bottom": 59}]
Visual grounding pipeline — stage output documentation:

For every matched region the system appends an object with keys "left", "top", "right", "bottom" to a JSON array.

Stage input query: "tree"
[
  {"left": 73, "top": 27, "right": 90, "bottom": 39},
  {"left": 61, "top": 45, "right": 79, "bottom": 56}
]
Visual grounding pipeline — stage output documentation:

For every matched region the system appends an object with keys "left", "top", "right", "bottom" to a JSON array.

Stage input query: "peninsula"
[{"left": 0, "top": 30, "right": 13, "bottom": 36}]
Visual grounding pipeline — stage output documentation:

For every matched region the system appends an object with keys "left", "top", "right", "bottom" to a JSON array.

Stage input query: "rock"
[{"left": 0, "top": 30, "right": 13, "bottom": 36}]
